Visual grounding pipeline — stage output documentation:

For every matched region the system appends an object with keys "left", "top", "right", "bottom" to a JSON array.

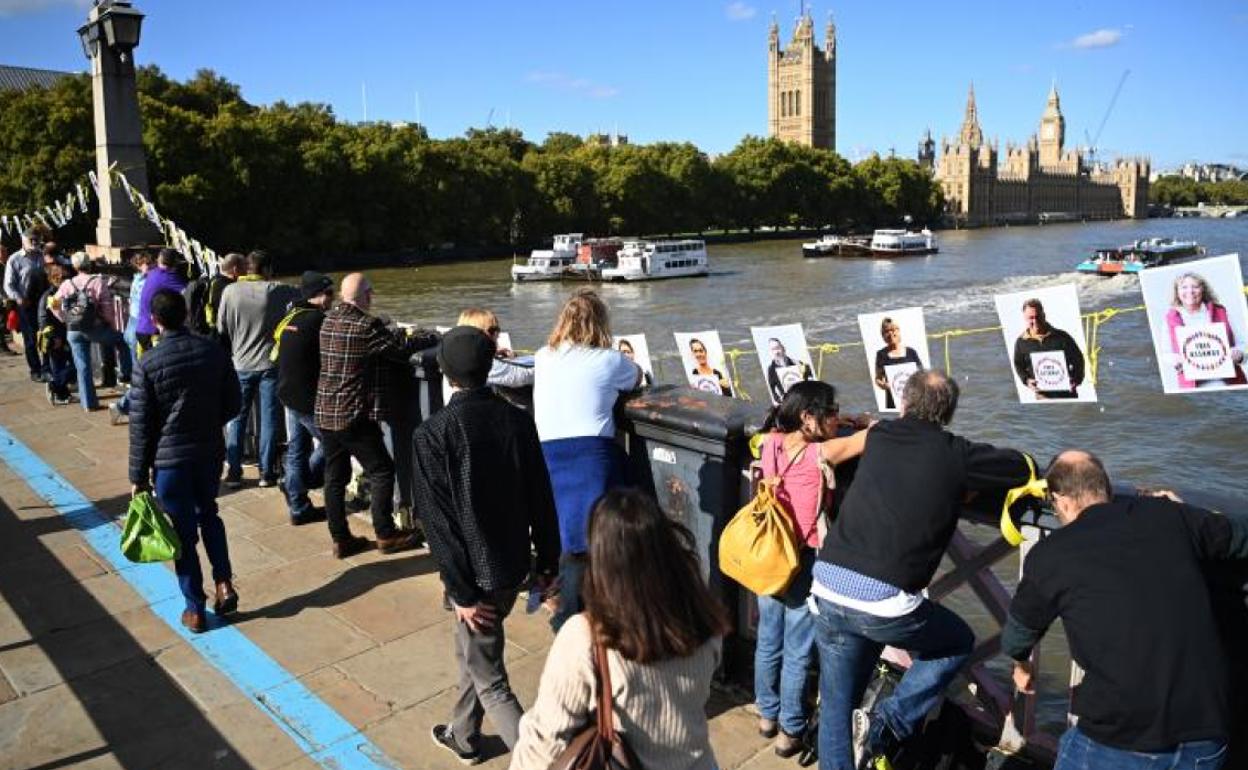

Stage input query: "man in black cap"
[
  {"left": 414, "top": 326, "right": 560, "bottom": 763},
  {"left": 274, "top": 271, "right": 335, "bottom": 524}
]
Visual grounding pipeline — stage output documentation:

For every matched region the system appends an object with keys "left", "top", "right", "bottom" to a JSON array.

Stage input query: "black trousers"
[{"left": 321, "top": 418, "right": 397, "bottom": 541}]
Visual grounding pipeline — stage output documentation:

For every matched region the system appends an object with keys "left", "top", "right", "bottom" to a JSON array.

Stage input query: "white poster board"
[
  {"left": 614, "top": 334, "right": 655, "bottom": 386},
  {"left": 857, "top": 307, "right": 932, "bottom": 412},
  {"left": 674, "top": 330, "right": 735, "bottom": 397},
  {"left": 993, "top": 283, "right": 1097, "bottom": 404},
  {"left": 1139, "top": 253, "right": 1248, "bottom": 393},
  {"left": 750, "top": 323, "right": 815, "bottom": 405}
]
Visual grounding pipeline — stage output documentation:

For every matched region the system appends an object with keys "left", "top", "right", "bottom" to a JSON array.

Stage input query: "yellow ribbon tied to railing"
[{"left": 1000, "top": 454, "right": 1048, "bottom": 547}]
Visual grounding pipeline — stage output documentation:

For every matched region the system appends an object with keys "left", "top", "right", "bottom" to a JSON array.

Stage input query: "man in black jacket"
[
  {"left": 275, "top": 271, "right": 334, "bottom": 525},
  {"left": 1011, "top": 298, "right": 1085, "bottom": 399},
  {"left": 130, "top": 289, "right": 242, "bottom": 633},
  {"left": 1006, "top": 451, "right": 1247, "bottom": 769},
  {"left": 809, "top": 369, "right": 1033, "bottom": 770},
  {"left": 414, "top": 326, "right": 560, "bottom": 764}
]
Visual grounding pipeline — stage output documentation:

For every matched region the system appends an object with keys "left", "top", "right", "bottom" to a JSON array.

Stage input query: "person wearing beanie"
[
  {"left": 273, "top": 271, "right": 335, "bottom": 525},
  {"left": 52, "top": 251, "right": 132, "bottom": 412},
  {"left": 414, "top": 326, "right": 560, "bottom": 763}
]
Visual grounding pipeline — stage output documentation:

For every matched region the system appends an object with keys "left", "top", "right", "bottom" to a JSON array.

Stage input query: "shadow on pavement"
[
  {"left": 239, "top": 550, "right": 439, "bottom": 620},
  {"left": 0, "top": 493, "right": 256, "bottom": 769}
]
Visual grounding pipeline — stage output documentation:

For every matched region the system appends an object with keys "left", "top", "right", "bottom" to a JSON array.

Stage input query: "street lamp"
[
  {"left": 79, "top": 0, "right": 156, "bottom": 259},
  {"left": 77, "top": 1, "right": 145, "bottom": 62}
]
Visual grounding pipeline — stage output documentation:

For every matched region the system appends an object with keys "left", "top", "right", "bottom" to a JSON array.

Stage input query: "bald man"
[
  {"left": 1005, "top": 451, "right": 1248, "bottom": 770},
  {"left": 315, "top": 272, "right": 438, "bottom": 558}
]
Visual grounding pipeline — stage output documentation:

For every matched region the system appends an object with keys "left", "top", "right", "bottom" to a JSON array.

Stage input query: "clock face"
[{"left": 1042, "top": 123, "right": 1055, "bottom": 140}]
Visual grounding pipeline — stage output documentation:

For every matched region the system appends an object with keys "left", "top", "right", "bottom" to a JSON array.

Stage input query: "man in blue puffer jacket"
[{"left": 129, "top": 289, "right": 242, "bottom": 633}]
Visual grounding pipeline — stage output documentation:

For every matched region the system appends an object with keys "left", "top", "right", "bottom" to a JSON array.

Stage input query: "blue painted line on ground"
[{"left": 0, "top": 427, "right": 400, "bottom": 770}]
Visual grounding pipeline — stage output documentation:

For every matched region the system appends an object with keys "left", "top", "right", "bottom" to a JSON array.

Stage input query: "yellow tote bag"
[{"left": 719, "top": 477, "right": 800, "bottom": 596}]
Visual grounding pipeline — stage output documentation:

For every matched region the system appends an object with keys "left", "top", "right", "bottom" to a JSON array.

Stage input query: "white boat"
[
  {"left": 601, "top": 239, "right": 710, "bottom": 282},
  {"left": 869, "top": 228, "right": 938, "bottom": 256},
  {"left": 801, "top": 233, "right": 870, "bottom": 258},
  {"left": 511, "top": 233, "right": 583, "bottom": 282}
]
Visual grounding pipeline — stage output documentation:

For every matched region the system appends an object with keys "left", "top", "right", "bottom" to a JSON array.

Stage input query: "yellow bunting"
[{"left": 1001, "top": 454, "right": 1047, "bottom": 547}]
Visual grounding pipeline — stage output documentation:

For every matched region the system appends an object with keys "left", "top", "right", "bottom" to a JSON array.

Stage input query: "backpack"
[
  {"left": 63, "top": 275, "right": 102, "bottom": 332},
  {"left": 718, "top": 448, "right": 804, "bottom": 596},
  {"left": 184, "top": 276, "right": 213, "bottom": 336}
]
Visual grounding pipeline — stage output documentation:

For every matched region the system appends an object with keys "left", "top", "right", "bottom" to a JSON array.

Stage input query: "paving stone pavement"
[{"left": 0, "top": 347, "right": 797, "bottom": 770}]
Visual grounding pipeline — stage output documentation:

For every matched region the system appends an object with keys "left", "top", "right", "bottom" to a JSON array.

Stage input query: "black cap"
[
  {"left": 300, "top": 271, "right": 334, "bottom": 300},
  {"left": 438, "top": 326, "right": 496, "bottom": 388}
]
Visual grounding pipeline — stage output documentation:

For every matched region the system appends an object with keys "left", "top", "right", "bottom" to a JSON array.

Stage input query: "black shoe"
[
  {"left": 222, "top": 473, "right": 242, "bottom": 490},
  {"left": 430, "top": 725, "right": 480, "bottom": 766},
  {"left": 290, "top": 507, "right": 327, "bottom": 526},
  {"left": 30, "top": 371, "right": 44, "bottom": 382}
]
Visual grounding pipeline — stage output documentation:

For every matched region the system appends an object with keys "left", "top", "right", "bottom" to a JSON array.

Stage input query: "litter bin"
[{"left": 619, "top": 384, "right": 767, "bottom": 679}]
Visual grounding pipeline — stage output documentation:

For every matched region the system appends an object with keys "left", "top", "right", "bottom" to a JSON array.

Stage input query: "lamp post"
[{"left": 78, "top": 0, "right": 157, "bottom": 260}]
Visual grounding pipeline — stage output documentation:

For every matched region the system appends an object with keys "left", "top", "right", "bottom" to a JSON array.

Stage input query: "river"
[
  {"left": 365, "top": 217, "right": 1248, "bottom": 735},
  {"left": 371, "top": 217, "right": 1248, "bottom": 501}
]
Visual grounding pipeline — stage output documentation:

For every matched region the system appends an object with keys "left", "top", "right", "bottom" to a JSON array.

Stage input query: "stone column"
[{"left": 86, "top": 2, "right": 158, "bottom": 260}]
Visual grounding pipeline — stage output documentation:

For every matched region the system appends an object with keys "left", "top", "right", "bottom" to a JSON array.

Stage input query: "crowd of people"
[{"left": 1, "top": 224, "right": 1244, "bottom": 770}]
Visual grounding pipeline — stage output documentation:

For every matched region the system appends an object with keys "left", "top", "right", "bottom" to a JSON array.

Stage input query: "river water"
[
  {"left": 372, "top": 217, "right": 1248, "bottom": 501},
  {"left": 367, "top": 218, "right": 1248, "bottom": 737}
]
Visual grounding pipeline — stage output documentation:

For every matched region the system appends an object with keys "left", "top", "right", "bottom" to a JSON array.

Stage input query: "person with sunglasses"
[{"left": 456, "top": 307, "right": 534, "bottom": 389}]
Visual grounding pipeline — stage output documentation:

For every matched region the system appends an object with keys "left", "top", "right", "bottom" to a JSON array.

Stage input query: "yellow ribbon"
[{"left": 1000, "top": 454, "right": 1047, "bottom": 547}]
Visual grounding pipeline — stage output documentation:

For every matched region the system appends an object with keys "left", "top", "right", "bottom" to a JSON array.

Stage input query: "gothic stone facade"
[
  {"left": 934, "top": 86, "right": 1149, "bottom": 226},
  {"left": 768, "top": 14, "right": 836, "bottom": 151}
]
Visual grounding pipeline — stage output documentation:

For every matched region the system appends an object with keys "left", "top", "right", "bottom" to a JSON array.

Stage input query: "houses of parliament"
[{"left": 765, "top": 13, "right": 1149, "bottom": 226}]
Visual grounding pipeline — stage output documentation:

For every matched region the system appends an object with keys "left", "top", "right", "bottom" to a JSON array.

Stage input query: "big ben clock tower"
[{"left": 1038, "top": 82, "right": 1065, "bottom": 168}]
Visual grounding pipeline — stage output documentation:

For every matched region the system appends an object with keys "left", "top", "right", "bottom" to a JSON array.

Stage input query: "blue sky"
[{"left": 2, "top": 0, "right": 1246, "bottom": 169}]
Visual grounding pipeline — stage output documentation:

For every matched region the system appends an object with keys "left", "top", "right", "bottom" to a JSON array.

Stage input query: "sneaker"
[
  {"left": 45, "top": 382, "right": 54, "bottom": 404},
  {"left": 430, "top": 724, "right": 480, "bottom": 766},
  {"left": 108, "top": 402, "right": 125, "bottom": 425},
  {"left": 774, "top": 731, "right": 803, "bottom": 759},
  {"left": 376, "top": 529, "right": 421, "bottom": 555},
  {"left": 758, "top": 717, "right": 778, "bottom": 739},
  {"left": 332, "top": 534, "right": 371, "bottom": 559},
  {"left": 851, "top": 709, "right": 872, "bottom": 769},
  {"left": 222, "top": 474, "right": 243, "bottom": 490},
  {"left": 51, "top": 393, "right": 73, "bottom": 406},
  {"left": 258, "top": 476, "right": 278, "bottom": 488}
]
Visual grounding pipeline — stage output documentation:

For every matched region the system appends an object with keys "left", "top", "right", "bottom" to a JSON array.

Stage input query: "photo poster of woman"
[
  {"left": 856, "top": 306, "right": 932, "bottom": 412},
  {"left": 749, "top": 323, "right": 815, "bottom": 405},
  {"left": 614, "top": 334, "right": 655, "bottom": 387},
  {"left": 1138, "top": 253, "right": 1248, "bottom": 394},
  {"left": 993, "top": 283, "right": 1097, "bottom": 404},
  {"left": 674, "top": 330, "right": 735, "bottom": 397}
]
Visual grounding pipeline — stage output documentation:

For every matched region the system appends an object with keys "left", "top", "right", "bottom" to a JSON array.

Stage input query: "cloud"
[
  {"left": 0, "top": 0, "right": 90, "bottom": 17},
  {"left": 525, "top": 71, "right": 620, "bottom": 99},
  {"left": 725, "top": 1, "right": 756, "bottom": 21},
  {"left": 1064, "top": 28, "right": 1124, "bottom": 49}
]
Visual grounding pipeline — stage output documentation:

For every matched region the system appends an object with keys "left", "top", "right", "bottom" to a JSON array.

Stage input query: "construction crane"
[{"left": 1084, "top": 69, "right": 1130, "bottom": 170}]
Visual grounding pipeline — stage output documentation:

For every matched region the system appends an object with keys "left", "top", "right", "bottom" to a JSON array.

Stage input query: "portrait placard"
[
  {"left": 674, "top": 330, "right": 734, "bottom": 397},
  {"left": 857, "top": 307, "right": 932, "bottom": 412},
  {"left": 1138, "top": 253, "right": 1248, "bottom": 394},
  {"left": 614, "top": 334, "right": 656, "bottom": 386},
  {"left": 750, "top": 323, "right": 815, "bottom": 405},
  {"left": 993, "top": 284, "right": 1096, "bottom": 404}
]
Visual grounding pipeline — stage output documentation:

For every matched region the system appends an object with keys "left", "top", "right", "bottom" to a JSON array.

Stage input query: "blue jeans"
[
  {"left": 551, "top": 553, "right": 587, "bottom": 632},
  {"left": 117, "top": 322, "right": 141, "bottom": 414},
  {"left": 67, "top": 326, "right": 131, "bottom": 411},
  {"left": 756, "top": 593, "right": 816, "bottom": 735},
  {"left": 155, "top": 463, "right": 232, "bottom": 613},
  {"left": 1055, "top": 725, "right": 1226, "bottom": 770},
  {"left": 284, "top": 408, "right": 324, "bottom": 518},
  {"left": 381, "top": 416, "right": 416, "bottom": 510},
  {"left": 47, "top": 344, "right": 73, "bottom": 399},
  {"left": 18, "top": 303, "right": 43, "bottom": 377},
  {"left": 225, "top": 368, "right": 280, "bottom": 480},
  {"left": 813, "top": 597, "right": 974, "bottom": 770}
]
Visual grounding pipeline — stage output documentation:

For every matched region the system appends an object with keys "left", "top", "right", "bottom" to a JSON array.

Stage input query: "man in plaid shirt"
[{"left": 315, "top": 272, "right": 439, "bottom": 558}]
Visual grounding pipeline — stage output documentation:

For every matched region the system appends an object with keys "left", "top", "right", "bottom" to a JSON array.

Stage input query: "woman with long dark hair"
[
  {"left": 511, "top": 489, "right": 730, "bottom": 770},
  {"left": 754, "top": 380, "right": 871, "bottom": 755}
]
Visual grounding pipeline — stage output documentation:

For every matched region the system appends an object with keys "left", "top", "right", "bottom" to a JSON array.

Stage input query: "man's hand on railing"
[{"left": 1012, "top": 660, "right": 1035, "bottom": 695}]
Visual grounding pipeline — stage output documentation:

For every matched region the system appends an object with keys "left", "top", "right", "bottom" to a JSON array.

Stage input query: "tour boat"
[
  {"left": 801, "top": 233, "right": 871, "bottom": 258},
  {"left": 511, "top": 233, "right": 583, "bottom": 282},
  {"left": 868, "top": 228, "right": 938, "bottom": 256},
  {"left": 1075, "top": 238, "right": 1204, "bottom": 276},
  {"left": 600, "top": 239, "right": 710, "bottom": 282}
]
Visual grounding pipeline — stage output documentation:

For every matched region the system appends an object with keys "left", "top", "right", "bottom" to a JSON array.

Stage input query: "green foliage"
[
  {"left": 1151, "top": 175, "right": 1248, "bottom": 207},
  {"left": 0, "top": 68, "right": 945, "bottom": 262}
]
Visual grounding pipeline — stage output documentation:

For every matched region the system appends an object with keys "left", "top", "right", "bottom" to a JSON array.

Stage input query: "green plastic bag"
[{"left": 120, "top": 491, "right": 182, "bottom": 562}]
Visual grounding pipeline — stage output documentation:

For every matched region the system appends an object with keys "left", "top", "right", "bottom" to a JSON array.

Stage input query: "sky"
[{"left": 2, "top": 0, "right": 1246, "bottom": 170}]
